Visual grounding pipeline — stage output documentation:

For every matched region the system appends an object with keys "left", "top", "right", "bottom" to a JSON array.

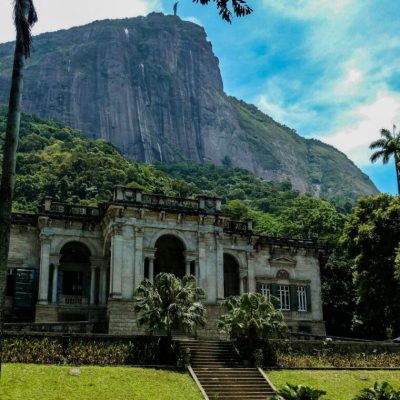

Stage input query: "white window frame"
[
  {"left": 278, "top": 285, "right": 290, "bottom": 311},
  {"left": 297, "top": 286, "right": 307, "bottom": 312},
  {"left": 260, "top": 283, "right": 271, "bottom": 298}
]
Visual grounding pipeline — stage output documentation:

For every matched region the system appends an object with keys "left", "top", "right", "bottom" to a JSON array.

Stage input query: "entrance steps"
[{"left": 178, "top": 339, "right": 276, "bottom": 400}]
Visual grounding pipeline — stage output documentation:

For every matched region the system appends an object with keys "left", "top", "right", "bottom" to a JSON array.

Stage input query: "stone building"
[{"left": 6, "top": 186, "right": 326, "bottom": 336}]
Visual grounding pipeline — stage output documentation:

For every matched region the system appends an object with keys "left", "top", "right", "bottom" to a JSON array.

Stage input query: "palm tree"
[
  {"left": 272, "top": 383, "right": 327, "bottom": 400},
  {"left": 218, "top": 293, "right": 287, "bottom": 365},
  {"left": 370, "top": 126, "right": 400, "bottom": 194},
  {"left": 134, "top": 273, "right": 206, "bottom": 362},
  {"left": 0, "top": 0, "right": 37, "bottom": 375},
  {"left": 355, "top": 382, "right": 400, "bottom": 400}
]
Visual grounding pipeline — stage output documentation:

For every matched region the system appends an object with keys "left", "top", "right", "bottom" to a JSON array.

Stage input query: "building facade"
[{"left": 6, "top": 186, "right": 326, "bottom": 337}]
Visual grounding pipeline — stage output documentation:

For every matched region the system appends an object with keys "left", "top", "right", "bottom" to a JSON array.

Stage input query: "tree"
[
  {"left": 355, "top": 382, "right": 400, "bottom": 400},
  {"left": 134, "top": 273, "right": 206, "bottom": 360},
  {"left": 192, "top": 0, "right": 253, "bottom": 23},
  {"left": 341, "top": 194, "right": 400, "bottom": 339},
  {"left": 370, "top": 126, "right": 400, "bottom": 194},
  {"left": 218, "top": 293, "right": 287, "bottom": 364},
  {"left": 272, "top": 383, "right": 327, "bottom": 400},
  {"left": 0, "top": 0, "right": 37, "bottom": 375}
]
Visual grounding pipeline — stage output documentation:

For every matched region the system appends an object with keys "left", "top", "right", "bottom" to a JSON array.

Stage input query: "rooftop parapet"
[
  {"left": 112, "top": 185, "right": 222, "bottom": 214},
  {"left": 39, "top": 197, "right": 101, "bottom": 220}
]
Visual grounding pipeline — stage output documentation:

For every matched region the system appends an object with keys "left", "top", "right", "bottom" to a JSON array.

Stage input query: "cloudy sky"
[{"left": 1, "top": 0, "right": 399, "bottom": 193}]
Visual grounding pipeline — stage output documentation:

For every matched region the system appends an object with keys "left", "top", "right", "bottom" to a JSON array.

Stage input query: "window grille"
[
  {"left": 260, "top": 283, "right": 271, "bottom": 298},
  {"left": 297, "top": 286, "right": 307, "bottom": 311},
  {"left": 279, "top": 285, "right": 290, "bottom": 310}
]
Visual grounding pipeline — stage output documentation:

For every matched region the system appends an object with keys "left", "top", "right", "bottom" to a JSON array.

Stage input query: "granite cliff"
[{"left": 0, "top": 13, "right": 377, "bottom": 202}]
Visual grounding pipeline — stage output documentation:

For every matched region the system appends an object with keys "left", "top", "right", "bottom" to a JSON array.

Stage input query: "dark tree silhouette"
[
  {"left": 192, "top": 0, "right": 253, "bottom": 22},
  {"left": 0, "top": 0, "right": 37, "bottom": 375}
]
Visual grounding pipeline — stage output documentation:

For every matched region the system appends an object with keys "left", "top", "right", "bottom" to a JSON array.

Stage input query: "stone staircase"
[{"left": 179, "top": 339, "right": 276, "bottom": 400}]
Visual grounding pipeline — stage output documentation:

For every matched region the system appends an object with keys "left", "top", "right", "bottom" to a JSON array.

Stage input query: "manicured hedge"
[
  {"left": 2, "top": 335, "right": 178, "bottom": 366},
  {"left": 261, "top": 340, "right": 400, "bottom": 368}
]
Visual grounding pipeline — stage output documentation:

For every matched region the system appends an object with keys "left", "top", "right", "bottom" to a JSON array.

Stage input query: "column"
[
  {"left": 185, "top": 260, "right": 191, "bottom": 276},
  {"left": 90, "top": 266, "right": 97, "bottom": 305},
  {"left": 51, "top": 264, "right": 59, "bottom": 304},
  {"left": 110, "top": 224, "right": 123, "bottom": 299},
  {"left": 247, "top": 252, "right": 256, "bottom": 293},
  {"left": 148, "top": 256, "right": 155, "bottom": 284},
  {"left": 134, "top": 227, "right": 144, "bottom": 288},
  {"left": 99, "top": 265, "right": 108, "bottom": 305},
  {"left": 38, "top": 234, "right": 52, "bottom": 304},
  {"left": 216, "top": 235, "right": 224, "bottom": 301},
  {"left": 240, "top": 277, "right": 244, "bottom": 295}
]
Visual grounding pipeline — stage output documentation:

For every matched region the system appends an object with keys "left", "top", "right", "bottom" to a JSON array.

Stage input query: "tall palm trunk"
[
  {"left": 0, "top": 0, "right": 37, "bottom": 376},
  {"left": 395, "top": 153, "right": 400, "bottom": 195}
]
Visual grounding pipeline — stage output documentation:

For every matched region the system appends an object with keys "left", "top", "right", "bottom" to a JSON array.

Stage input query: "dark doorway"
[
  {"left": 59, "top": 242, "right": 91, "bottom": 298},
  {"left": 224, "top": 254, "right": 240, "bottom": 298},
  {"left": 154, "top": 235, "right": 185, "bottom": 278}
]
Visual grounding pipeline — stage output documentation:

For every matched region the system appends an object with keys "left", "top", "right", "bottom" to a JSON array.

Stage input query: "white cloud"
[
  {"left": 0, "top": 0, "right": 163, "bottom": 44},
  {"left": 317, "top": 89, "right": 400, "bottom": 165}
]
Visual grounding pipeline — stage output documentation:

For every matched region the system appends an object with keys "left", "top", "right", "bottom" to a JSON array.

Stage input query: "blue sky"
[{"left": 1, "top": 0, "right": 399, "bottom": 193}]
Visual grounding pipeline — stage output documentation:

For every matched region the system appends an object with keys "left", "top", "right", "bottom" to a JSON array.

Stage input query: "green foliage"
[
  {"left": 219, "top": 293, "right": 286, "bottom": 340},
  {"left": 341, "top": 194, "right": 400, "bottom": 339},
  {"left": 66, "top": 341, "right": 135, "bottom": 365},
  {"left": 355, "top": 382, "right": 400, "bottom": 400},
  {"left": 134, "top": 273, "right": 206, "bottom": 337},
  {"left": 2, "top": 337, "right": 63, "bottom": 364},
  {"left": 272, "top": 383, "right": 327, "bottom": 400},
  {"left": 2, "top": 336, "right": 174, "bottom": 365}
]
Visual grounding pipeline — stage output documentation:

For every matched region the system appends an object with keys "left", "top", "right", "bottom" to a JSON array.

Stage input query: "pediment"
[{"left": 269, "top": 256, "right": 297, "bottom": 268}]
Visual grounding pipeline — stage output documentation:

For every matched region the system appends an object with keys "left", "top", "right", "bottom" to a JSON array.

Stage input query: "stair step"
[{"left": 179, "top": 339, "right": 275, "bottom": 399}]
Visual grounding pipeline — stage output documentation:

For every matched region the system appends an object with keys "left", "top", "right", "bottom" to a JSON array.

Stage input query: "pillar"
[
  {"left": 90, "top": 266, "right": 97, "bottom": 305},
  {"left": 51, "top": 264, "right": 59, "bottom": 304},
  {"left": 38, "top": 234, "right": 52, "bottom": 304},
  {"left": 110, "top": 224, "right": 123, "bottom": 299},
  {"left": 149, "top": 256, "right": 155, "bottom": 283},
  {"left": 99, "top": 265, "right": 108, "bottom": 305},
  {"left": 134, "top": 227, "right": 144, "bottom": 288},
  {"left": 216, "top": 235, "right": 224, "bottom": 300},
  {"left": 247, "top": 252, "right": 256, "bottom": 293},
  {"left": 185, "top": 260, "right": 191, "bottom": 276}
]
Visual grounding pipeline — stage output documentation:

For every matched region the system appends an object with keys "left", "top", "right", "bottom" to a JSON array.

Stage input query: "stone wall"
[{"left": 107, "top": 299, "right": 144, "bottom": 335}]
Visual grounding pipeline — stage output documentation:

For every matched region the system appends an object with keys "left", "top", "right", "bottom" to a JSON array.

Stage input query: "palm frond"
[
  {"left": 370, "top": 150, "right": 387, "bottom": 164},
  {"left": 380, "top": 128, "right": 394, "bottom": 141},
  {"left": 369, "top": 139, "right": 388, "bottom": 150},
  {"left": 14, "top": 0, "right": 38, "bottom": 58}
]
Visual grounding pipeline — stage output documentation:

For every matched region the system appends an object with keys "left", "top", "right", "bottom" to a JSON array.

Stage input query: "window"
[
  {"left": 297, "top": 286, "right": 307, "bottom": 311},
  {"left": 279, "top": 285, "right": 290, "bottom": 310},
  {"left": 260, "top": 283, "right": 271, "bottom": 298}
]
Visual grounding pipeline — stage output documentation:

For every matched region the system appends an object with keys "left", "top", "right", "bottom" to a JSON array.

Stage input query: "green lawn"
[
  {"left": 267, "top": 370, "right": 400, "bottom": 400},
  {"left": 0, "top": 364, "right": 203, "bottom": 400}
]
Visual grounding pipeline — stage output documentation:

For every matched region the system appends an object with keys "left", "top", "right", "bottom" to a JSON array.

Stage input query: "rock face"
[{"left": 0, "top": 13, "right": 377, "bottom": 200}]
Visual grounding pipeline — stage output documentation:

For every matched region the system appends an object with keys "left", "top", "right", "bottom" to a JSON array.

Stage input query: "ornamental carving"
[{"left": 276, "top": 269, "right": 290, "bottom": 279}]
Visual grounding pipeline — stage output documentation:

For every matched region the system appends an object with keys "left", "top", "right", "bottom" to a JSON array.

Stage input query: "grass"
[
  {"left": 267, "top": 370, "right": 400, "bottom": 400},
  {"left": 0, "top": 364, "right": 203, "bottom": 400}
]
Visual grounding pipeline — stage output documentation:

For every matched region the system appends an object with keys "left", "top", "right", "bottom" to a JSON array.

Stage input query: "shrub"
[
  {"left": 2, "top": 338, "right": 64, "bottom": 364},
  {"left": 354, "top": 382, "right": 400, "bottom": 400},
  {"left": 272, "top": 383, "right": 326, "bottom": 400},
  {"left": 66, "top": 341, "right": 135, "bottom": 366}
]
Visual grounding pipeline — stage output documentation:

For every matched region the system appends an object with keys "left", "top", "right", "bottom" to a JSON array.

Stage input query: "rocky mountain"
[{"left": 0, "top": 12, "right": 377, "bottom": 202}]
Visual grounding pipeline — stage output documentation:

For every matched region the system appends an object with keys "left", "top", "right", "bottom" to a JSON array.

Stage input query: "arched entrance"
[
  {"left": 224, "top": 253, "right": 240, "bottom": 298},
  {"left": 59, "top": 242, "right": 91, "bottom": 301},
  {"left": 154, "top": 235, "right": 185, "bottom": 278}
]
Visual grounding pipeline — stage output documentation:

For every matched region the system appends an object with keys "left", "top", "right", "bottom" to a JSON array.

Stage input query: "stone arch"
[
  {"left": 149, "top": 229, "right": 190, "bottom": 251},
  {"left": 154, "top": 234, "right": 186, "bottom": 278},
  {"left": 54, "top": 237, "right": 99, "bottom": 259},
  {"left": 223, "top": 253, "right": 241, "bottom": 298}
]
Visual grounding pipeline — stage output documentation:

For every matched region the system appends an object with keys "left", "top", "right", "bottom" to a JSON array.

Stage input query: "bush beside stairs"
[{"left": 179, "top": 339, "right": 276, "bottom": 400}]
